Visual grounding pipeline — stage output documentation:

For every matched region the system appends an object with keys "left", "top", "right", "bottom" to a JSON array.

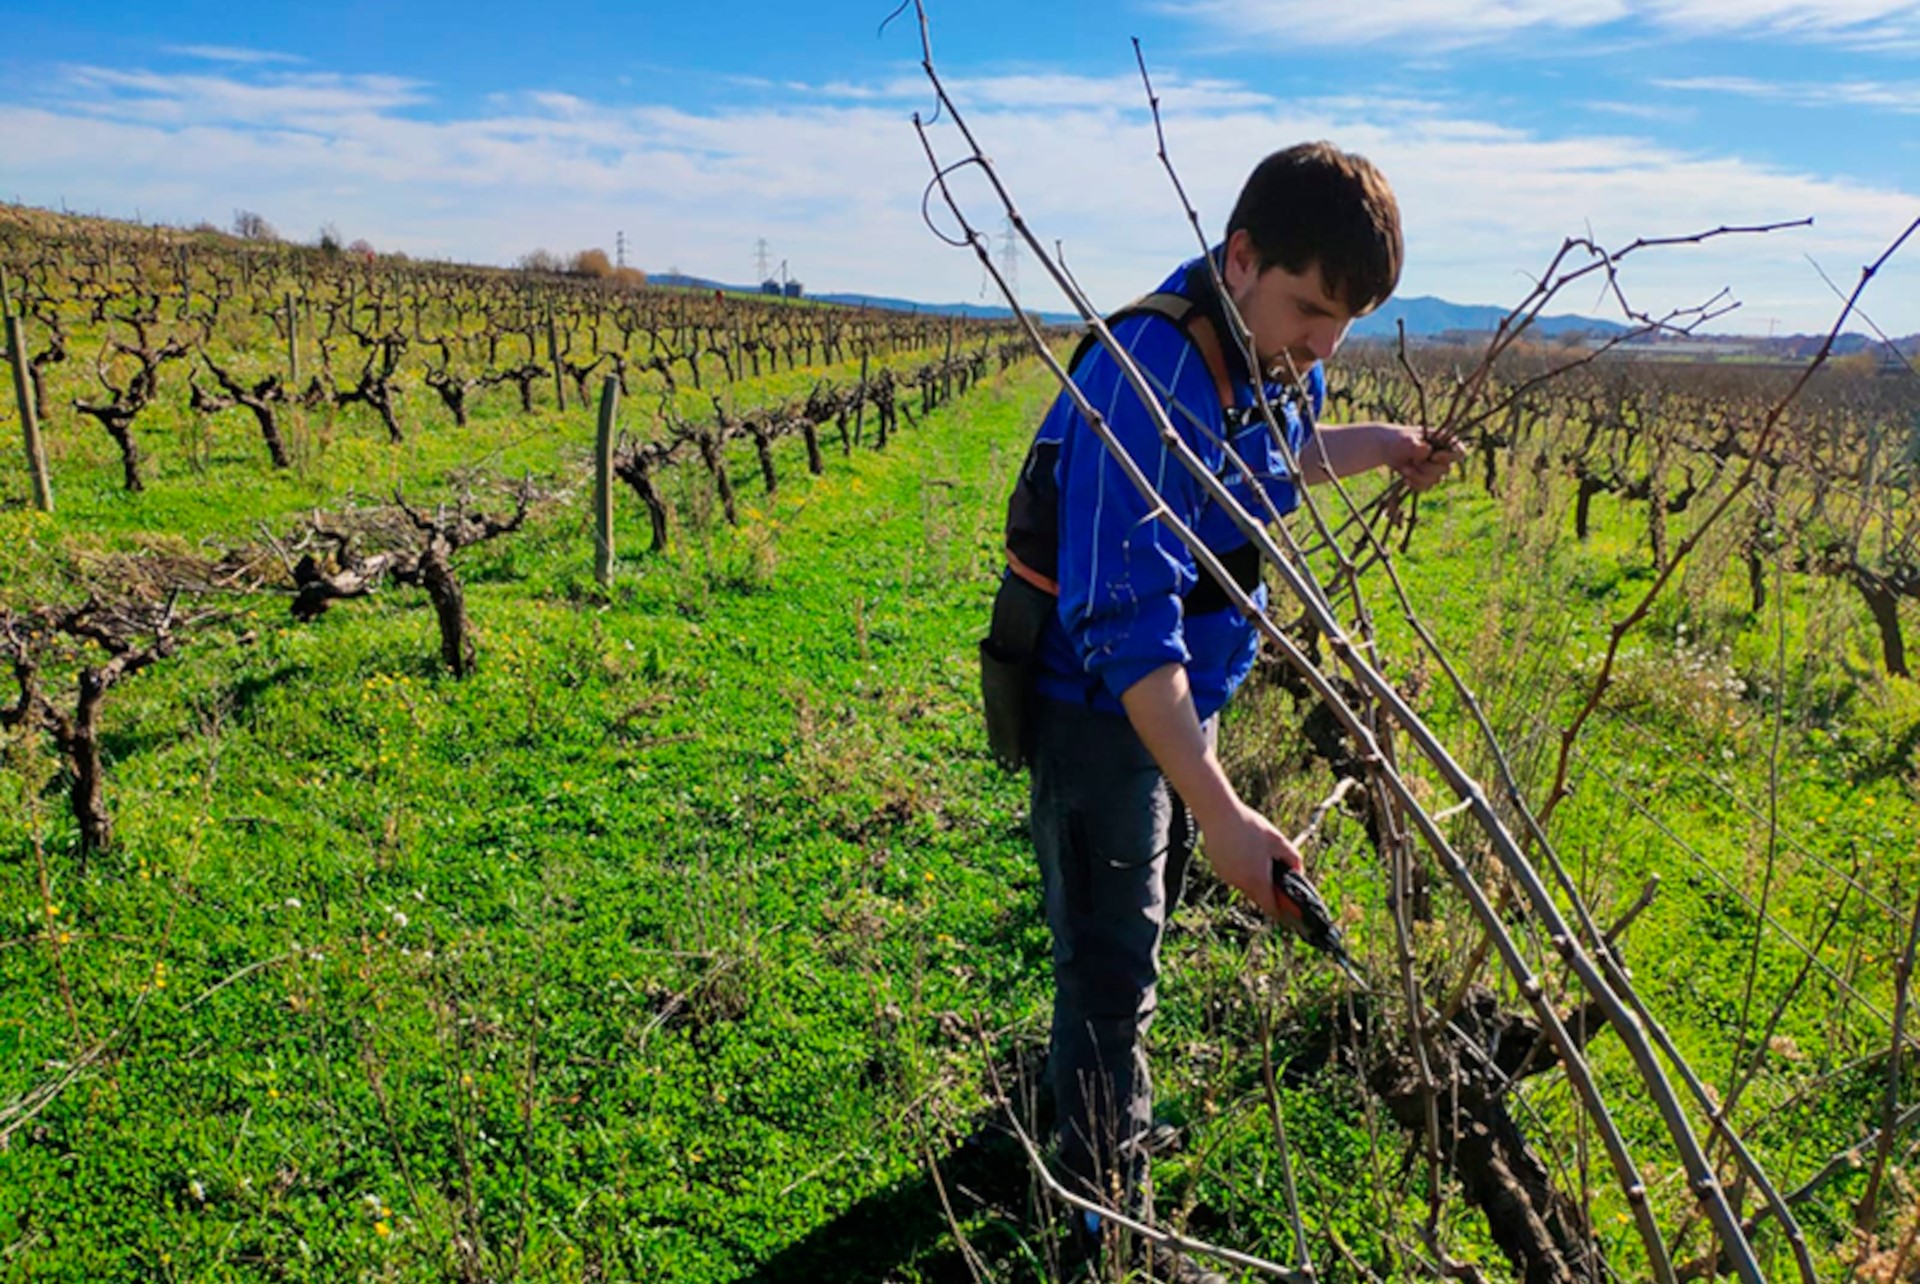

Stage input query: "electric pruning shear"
[{"left": 1272, "top": 861, "right": 1367, "bottom": 988}]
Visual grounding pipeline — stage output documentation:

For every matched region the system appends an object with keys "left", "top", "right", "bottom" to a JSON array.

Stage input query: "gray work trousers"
[{"left": 1029, "top": 696, "right": 1210, "bottom": 1214}]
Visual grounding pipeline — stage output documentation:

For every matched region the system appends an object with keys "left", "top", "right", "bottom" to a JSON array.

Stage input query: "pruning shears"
[{"left": 1272, "top": 862, "right": 1367, "bottom": 989}]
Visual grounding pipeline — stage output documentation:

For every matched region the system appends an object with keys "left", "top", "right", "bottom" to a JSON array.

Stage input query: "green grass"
[
  {"left": 1221, "top": 438, "right": 1920, "bottom": 1278},
  {"left": 2, "top": 352, "right": 1917, "bottom": 1282},
  {"left": 1, "top": 362, "right": 1053, "bottom": 1282}
]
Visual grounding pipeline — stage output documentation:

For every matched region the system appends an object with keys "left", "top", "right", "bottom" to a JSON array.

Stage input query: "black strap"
[
  {"left": 1005, "top": 284, "right": 1259, "bottom": 614},
  {"left": 1184, "top": 540, "right": 1262, "bottom": 616},
  {"left": 1007, "top": 291, "right": 1236, "bottom": 591},
  {"left": 1065, "top": 292, "right": 1196, "bottom": 379}
]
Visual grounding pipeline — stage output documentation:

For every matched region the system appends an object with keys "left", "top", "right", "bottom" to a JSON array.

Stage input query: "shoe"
[
  {"left": 1134, "top": 1239, "right": 1230, "bottom": 1284},
  {"left": 1140, "top": 1119, "right": 1185, "bottom": 1157},
  {"left": 1115, "top": 1119, "right": 1185, "bottom": 1162},
  {"left": 1067, "top": 1212, "right": 1231, "bottom": 1284}
]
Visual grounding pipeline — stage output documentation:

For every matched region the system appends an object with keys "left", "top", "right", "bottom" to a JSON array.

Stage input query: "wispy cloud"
[
  {"left": 1656, "top": 75, "right": 1920, "bottom": 112},
  {"left": 809, "top": 72, "right": 1273, "bottom": 113},
  {"left": 162, "top": 44, "right": 305, "bottom": 66},
  {"left": 3, "top": 60, "right": 1913, "bottom": 332},
  {"left": 58, "top": 65, "right": 429, "bottom": 126},
  {"left": 1170, "top": 0, "right": 1920, "bottom": 49},
  {"left": 1586, "top": 99, "right": 1687, "bottom": 121}
]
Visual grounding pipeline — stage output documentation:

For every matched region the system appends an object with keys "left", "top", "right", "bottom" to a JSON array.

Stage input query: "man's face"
[{"left": 1222, "top": 228, "right": 1357, "bottom": 378}]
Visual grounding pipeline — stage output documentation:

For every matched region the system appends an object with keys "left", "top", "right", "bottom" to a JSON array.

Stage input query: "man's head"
[{"left": 1221, "top": 142, "right": 1402, "bottom": 374}]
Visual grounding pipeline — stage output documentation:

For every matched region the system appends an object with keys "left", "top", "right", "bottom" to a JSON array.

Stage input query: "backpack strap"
[
  {"left": 1065, "top": 292, "right": 1237, "bottom": 417},
  {"left": 1002, "top": 288, "right": 1248, "bottom": 603}
]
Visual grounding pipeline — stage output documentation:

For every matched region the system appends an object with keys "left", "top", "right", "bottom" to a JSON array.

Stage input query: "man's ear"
[{"left": 1223, "top": 229, "right": 1258, "bottom": 293}]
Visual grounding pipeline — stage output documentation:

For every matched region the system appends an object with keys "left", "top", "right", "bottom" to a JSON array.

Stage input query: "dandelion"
[{"left": 374, "top": 1220, "right": 391, "bottom": 1238}]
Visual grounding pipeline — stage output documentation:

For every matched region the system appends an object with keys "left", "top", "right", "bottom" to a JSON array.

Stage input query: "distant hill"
[
  {"left": 1350, "top": 295, "right": 1630, "bottom": 341},
  {"left": 647, "top": 273, "right": 1078, "bottom": 325},
  {"left": 812, "top": 291, "right": 1081, "bottom": 326},
  {"left": 653, "top": 273, "right": 1628, "bottom": 337},
  {"left": 650, "top": 272, "right": 1917, "bottom": 358}
]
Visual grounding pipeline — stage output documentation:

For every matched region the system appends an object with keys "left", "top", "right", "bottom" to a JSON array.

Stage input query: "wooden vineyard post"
[
  {"left": 547, "top": 303, "right": 566, "bottom": 412},
  {"left": 854, "top": 350, "right": 869, "bottom": 448},
  {"left": 942, "top": 318, "right": 954, "bottom": 403},
  {"left": 594, "top": 375, "right": 618, "bottom": 586},
  {"left": 283, "top": 291, "right": 299, "bottom": 388},
  {"left": 3, "top": 274, "right": 52, "bottom": 512}
]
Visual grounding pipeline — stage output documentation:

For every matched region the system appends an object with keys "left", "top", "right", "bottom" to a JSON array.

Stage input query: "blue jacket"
[{"left": 1028, "top": 254, "right": 1323, "bottom": 720}]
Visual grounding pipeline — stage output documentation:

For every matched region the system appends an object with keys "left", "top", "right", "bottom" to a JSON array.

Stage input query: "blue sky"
[{"left": 2, "top": 0, "right": 1916, "bottom": 334}]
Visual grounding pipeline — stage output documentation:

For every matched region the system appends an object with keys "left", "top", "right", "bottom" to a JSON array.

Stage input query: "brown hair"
[{"left": 1225, "top": 142, "right": 1403, "bottom": 315}]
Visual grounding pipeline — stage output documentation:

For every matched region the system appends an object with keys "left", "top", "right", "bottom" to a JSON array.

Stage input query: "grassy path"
[
  {"left": 1, "top": 365, "right": 1056, "bottom": 1282},
  {"left": 4, "top": 352, "right": 1916, "bottom": 1281}
]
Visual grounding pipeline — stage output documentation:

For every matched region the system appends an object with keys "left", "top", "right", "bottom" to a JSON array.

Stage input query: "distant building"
[
  {"left": 760, "top": 279, "right": 781, "bottom": 296},
  {"left": 782, "top": 280, "right": 804, "bottom": 299}
]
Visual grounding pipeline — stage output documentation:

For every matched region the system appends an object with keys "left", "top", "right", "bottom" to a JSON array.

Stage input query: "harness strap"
[
  {"left": 1006, "top": 547, "right": 1059, "bottom": 597},
  {"left": 1064, "top": 292, "right": 1237, "bottom": 416},
  {"left": 1003, "top": 286, "right": 1258, "bottom": 612}
]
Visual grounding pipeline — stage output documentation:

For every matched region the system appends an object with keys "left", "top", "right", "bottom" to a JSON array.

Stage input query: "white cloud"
[
  {"left": 1586, "top": 100, "right": 1687, "bottom": 121},
  {"left": 1171, "top": 0, "right": 1920, "bottom": 48},
  {"left": 1657, "top": 75, "right": 1920, "bottom": 112},
  {"left": 161, "top": 44, "right": 304, "bottom": 66},
  {"left": 58, "top": 65, "right": 428, "bottom": 126},
  {"left": 2, "top": 60, "right": 1914, "bottom": 334}
]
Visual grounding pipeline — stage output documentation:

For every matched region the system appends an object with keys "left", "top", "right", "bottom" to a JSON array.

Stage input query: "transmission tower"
[
  {"left": 615, "top": 230, "right": 626, "bottom": 270},
  {"left": 754, "top": 238, "right": 772, "bottom": 282}
]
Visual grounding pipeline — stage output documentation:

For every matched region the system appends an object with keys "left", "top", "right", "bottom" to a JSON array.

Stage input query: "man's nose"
[{"left": 1309, "top": 319, "right": 1349, "bottom": 361}]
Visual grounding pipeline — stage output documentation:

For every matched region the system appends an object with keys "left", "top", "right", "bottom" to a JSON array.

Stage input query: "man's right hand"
[
  {"left": 1199, "top": 801, "right": 1303, "bottom": 921},
  {"left": 1120, "top": 662, "right": 1307, "bottom": 922}
]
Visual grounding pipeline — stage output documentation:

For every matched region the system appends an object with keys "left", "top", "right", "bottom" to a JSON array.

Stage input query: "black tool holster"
[{"left": 979, "top": 572, "right": 1056, "bottom": 772}]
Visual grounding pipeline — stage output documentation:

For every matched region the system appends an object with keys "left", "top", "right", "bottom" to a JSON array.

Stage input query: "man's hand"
[
  {"left": 1302, "top": 421, "right": 1464, "bottom": 492},
  {"left": 1380, "top": 424, "right": 1464, "bottom": 493},
  {"left": 1120, "top": 662, "right": 1302, "bottom": 922},
  {"left": 1200, "top": 801, "right": 1304, "bottom": 921}
]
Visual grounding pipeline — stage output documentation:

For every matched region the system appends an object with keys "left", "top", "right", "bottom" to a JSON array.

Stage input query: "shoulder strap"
[{"left": 1067, "top": 292, "right": 1237, "bottom": 415}]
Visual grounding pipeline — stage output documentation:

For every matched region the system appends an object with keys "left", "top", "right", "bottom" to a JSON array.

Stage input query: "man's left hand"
[{"left": 1383, "top": 425, "right": 1464, "bottom": 493}]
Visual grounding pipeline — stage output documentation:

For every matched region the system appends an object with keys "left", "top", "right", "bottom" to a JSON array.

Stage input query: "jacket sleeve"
[{"left": 1054, "top": 314, "right": 1225, "bottom": 703}]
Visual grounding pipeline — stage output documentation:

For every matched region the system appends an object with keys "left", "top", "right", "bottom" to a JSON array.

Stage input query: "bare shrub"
[
  {"left": 569, "top": 248, "right": 613, "bottom": 278},
  {"left": 232, "top": 209, "right": 277, "bottom": 241}
]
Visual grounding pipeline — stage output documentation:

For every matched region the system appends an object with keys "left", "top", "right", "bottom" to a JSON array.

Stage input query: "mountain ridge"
[{"left": 651, "top": 273, "right": 1913, "bottom": 355}]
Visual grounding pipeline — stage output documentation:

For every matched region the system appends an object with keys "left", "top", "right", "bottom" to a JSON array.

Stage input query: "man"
[{"left": 999, "top": 142, "right": 1458, "bottom": 1279}]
